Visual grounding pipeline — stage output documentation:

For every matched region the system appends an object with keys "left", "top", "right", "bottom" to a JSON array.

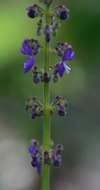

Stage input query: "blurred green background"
[{"left": 0, "top": 0, "right": 100, "bottom": 190}]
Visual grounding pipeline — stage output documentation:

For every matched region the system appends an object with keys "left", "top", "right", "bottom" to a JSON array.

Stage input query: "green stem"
[{"left": 42, "top": 6, "right": 50, "bottom": 190}]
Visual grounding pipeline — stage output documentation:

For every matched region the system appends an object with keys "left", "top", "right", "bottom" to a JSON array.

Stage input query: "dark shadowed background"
[{"left": 0, "top": 0, "right": 100, "bottom": 190}]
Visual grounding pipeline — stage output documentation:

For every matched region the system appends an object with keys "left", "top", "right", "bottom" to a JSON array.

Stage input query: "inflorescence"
[
  {"left": 25, "top": 96, "right": 67, "bottom": 119},
  {"left": 28, "top": 139, "right": 63, "bottom": 174},
  {"left": 21, "top": 40, "right": 74, "bottom": 81},
  {"left": 21, "top": 0, "right": 75, "bottom": 174}
]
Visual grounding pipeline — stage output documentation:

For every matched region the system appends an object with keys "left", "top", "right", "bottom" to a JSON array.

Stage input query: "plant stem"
[{"left": 42, "top": 6, "right": 50, "bottom": 190}]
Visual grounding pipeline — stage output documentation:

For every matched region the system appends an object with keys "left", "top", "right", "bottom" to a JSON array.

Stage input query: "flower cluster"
[
  {"left": 32, "top": 66, "right": 50, "bottom": 84},
  {"left": 44, "top": 144, "right": 64, "bottom": 167},
  {"left": 54, "top": 42, "right": 75, "bottom": 77},
  {"left": 21, "top": 39, "right": 41, "bottom": 73},
  {"left": 21, "top": 1, "right": 75, "bottom": 75},
  {"left": 21, "top": 40, "right": 74, "bottom": 81},
  {"left": 25, "top": 97, "right": 43, "bottom": 119},
  {"left": 25, "top": 95, "right": 67, "bottom": 119},
  {"left": 26, "top": 2, "right": 70, "bottom": 41},
  {"left": 28, "top": 139, "right": 42, "bottom": 174},
  {"left": 28, "top": 139, "right": 64, "bottom": 174}
]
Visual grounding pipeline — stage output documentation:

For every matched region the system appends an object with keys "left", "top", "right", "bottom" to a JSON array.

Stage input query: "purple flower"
[
  {"left": 31, "top": 156, "right": 41, "bottom": 174},
  {"left": 28, "top": 139, "right": 42, "bottom": 174},
  {"left": 21, "top": 39, "right": 41, "bottom": 73},
  {"left": 56, "top": 62, "right": 65, "bottom": 77},
  {"left": 31, "top": 157, "right": 37, "bottom": 167},
  {"left": 55, "top": 61, "right": 71, "bottom": 77},
  {"left": 21, "top": 39, "right": 41, "bottom": 56},
  {"left": 28, "top": 145, "right": 38, "bottom": 155},
  {"left": 63, "top": 46, "right": 75, "bottom": 61},
  {"left": 54, "top": 43, "right": 75, "bottom": 78},
  {"left": 21, "top": 39, "right": 32, "bottom": 56},
  {"left": 24, "top": 56, "right": 35, "bottom": 73},
  {"left": 55, "top": 42, "right": 75, "bottom": 61}
]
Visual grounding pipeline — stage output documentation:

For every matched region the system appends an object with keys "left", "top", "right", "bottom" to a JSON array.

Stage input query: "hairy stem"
[{"left": 42, "top": 6, "right": 50, "bottom": 190}]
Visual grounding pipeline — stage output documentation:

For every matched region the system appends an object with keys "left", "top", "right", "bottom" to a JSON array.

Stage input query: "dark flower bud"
[
  {"left": 44, "top": 151, "right": 51, "bottom": 165},
  {"left": 25, "top": 97, "right": 43, "bottom": 119},
  {"left": 56, "top": 5, "right": 69, "bottom": 20},
  {"left": 33, "top": 74, "right": 41, "bottom": 84},
  {"left": 52, "top": 96, "right": 67, "bottom": 116},
  {"left": 32, "top": 108, "right": 37, "bottom": 118},
  {"left": 37, "top": 18, "right": 43, "bottom": 36},
  {"left": 44, "top": 25, "right": 52, "bottom": 42},
  {"left": 43, "top": 72, "right": 50, "bottom": 83},
  {"left": 27, "top": 4, "right": 40, "bottom": 19},
  {"left": 53, "top": 159, "right": 61, "bottom": 167},
  {"left": 58, "top": 105, "right": 66, "bottom": 116}
]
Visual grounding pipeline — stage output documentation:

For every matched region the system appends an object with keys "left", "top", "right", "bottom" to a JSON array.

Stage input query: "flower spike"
[{"left": 21, "top": 0, "right": 75, "bottom": 189}]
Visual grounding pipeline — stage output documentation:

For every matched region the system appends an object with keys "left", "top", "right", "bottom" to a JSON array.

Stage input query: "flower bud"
[
  {"left": 56, "top": 5, "right": 69, "bottom": 21},
  {"left": 27, "top": 4, "right": 40, "bottom": 19}
]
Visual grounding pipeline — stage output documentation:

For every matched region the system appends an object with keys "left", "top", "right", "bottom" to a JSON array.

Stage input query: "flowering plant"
[{"left": 21, "top": 0, "right": 75, "bottom": 189}]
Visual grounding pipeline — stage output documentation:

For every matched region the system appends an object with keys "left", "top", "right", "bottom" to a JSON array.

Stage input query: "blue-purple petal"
[
  {"left": 24, "top": 57, "right": 35, "bottom": 73},
  {"left": 56, "top": 62, "right": 65, "bottom": 77},
  {"left": 28, "top": 145, "right": 38, "bottom": 155},
  {"left": 21, "top": 40, "right": 32, "bottom": 56},
  {"left": 63, "top": 47, "right": 75, "bottom": 61}
]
